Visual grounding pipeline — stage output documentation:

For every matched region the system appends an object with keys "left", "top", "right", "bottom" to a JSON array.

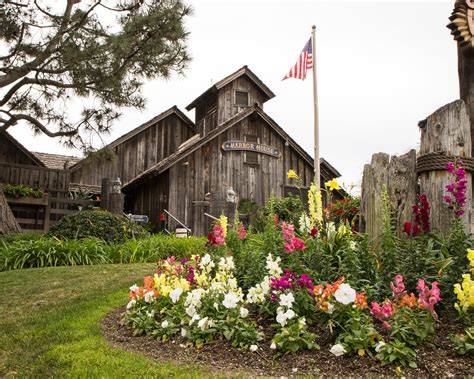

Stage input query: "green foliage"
[
  {"left": 335, "top": 309, "right": 380, "bottom": 356},
  {"left": 2, "top": 184, "right": 44, "bottom": 198},
  {"left": 0, "top": 1, "right": 192, "bottom": 150},
  {"left": 112, "top": 234, "right": 207, "bottom": 263},
  {"left": 271, "top": 317, "right": 319, "bottom": 355},
  {"left": 266, "top": 193, "right": 305, "bottom": 226},
  {"left": 0, "top": 237, "right": 111, "bottom": 270},
  {"left": 389, "top": 308, "right": 435, "bottom": 347},
  {"left": 376, "top": 340, "right": 417, "bottom": 368},
  {"left": 47, "top": 210, "right": 149, "bottom": 242},
  {"left": 452, "top": 326, "right": 474, "bottom": 356},
  {"left": 325, "top": 196, "right": 360, "bottom": 229}
]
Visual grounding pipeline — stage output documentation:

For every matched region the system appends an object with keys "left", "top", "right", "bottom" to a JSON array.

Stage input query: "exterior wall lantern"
[
  {"left": 226, "top": 187, "right": 236, "bottom": 203},
  {"left": 112, "top": 177, "right": 122, "bottom": 193}
]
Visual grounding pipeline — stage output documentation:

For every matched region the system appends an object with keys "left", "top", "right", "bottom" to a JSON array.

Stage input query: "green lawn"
[{"left": 0, "top": 264, "right": 208, "bottom": 378}]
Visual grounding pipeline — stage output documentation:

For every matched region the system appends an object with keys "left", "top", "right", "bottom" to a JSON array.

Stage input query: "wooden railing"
[{"left": 7, "top": 189, "right": 99, "bottom": 233}]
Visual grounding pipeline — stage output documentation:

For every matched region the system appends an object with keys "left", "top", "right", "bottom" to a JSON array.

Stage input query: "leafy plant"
[
  {"left": 452, "top": 326, "right": 474, "bottom": 356},
  {"left": 47, "top": 210, "right": 149, "bottom": 242},
  {"left": 376, "top": 340, "right": 417, "bottom": 368},
  {"left": 271, "top": 317, "right": 319, "bottom": 355},
  {"left": 2, "top": 184, "right": 44, "bottom": 198}
]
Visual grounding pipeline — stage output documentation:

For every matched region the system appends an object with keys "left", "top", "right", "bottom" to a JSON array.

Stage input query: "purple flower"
[
  {"left": 445, "top": 162, "right": 454, "bottom": 173},
  {"left": 444, "top": 161, "right": 467, "bottom": 218}
]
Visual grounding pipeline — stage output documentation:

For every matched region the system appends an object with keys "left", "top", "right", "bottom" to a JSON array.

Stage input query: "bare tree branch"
[{"left": 0, "top": 113, "right": 77, "bottom": 137}]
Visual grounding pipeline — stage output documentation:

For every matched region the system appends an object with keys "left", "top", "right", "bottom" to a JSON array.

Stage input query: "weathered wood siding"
[
  {"left": 217, "top": 76, "right": 267, "bottom": 125},
  {"left": 71, "top": 114, "right": 194, "bottom": 186},
  {"left": 0, "top": 136, "right": 38, "bottom": 166},
  {"left": 166, "top": 115, "right": 314, "bottom": 234},
  {"left": 0, "top": 162, "right": 70, "bottom": 190},
  {"left": 124, "top": 171, "right": 169, "bottom": 231}
]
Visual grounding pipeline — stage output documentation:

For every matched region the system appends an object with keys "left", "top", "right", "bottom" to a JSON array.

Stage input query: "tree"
[{"left": 0, "top": 0, "right": 192, "bottom": 150}]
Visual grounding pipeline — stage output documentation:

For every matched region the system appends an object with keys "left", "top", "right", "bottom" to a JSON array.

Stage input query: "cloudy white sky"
[{"left": 10, "top": 0, "right": 461, "bottom": 192}]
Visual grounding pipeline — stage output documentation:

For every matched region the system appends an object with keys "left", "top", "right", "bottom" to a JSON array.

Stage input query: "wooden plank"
[{"left": 50, "top": 198, "right": 99, "bottom": 206}]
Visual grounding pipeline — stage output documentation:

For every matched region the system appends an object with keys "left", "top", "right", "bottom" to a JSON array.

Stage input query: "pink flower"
[
  {"left": 370, "top": 301, "right": 393, "bottom": 324},
  {"left": 281, "top": 222, "right": 295, "bottom": 242},
  {"left": 291, "top": 237, "right": 305, "bottom": 251},
  {"left": 284, "top": 243, "right": 295, "bottom": 252},
  {"left": 416, "top": 279, "right": 442, "bottom": 320},
  {"left": 390, "top": 274, "right": 406, "bottom": 300}
]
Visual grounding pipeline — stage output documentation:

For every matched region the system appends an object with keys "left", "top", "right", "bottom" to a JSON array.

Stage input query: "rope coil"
[{"left": 416, "top": 152, "right": 474, "bottom": 173}]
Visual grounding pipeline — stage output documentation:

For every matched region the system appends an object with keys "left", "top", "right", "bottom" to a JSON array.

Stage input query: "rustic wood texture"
[
  {"left": 360, "top": 153, "right": 390, "bottom": 244},
  {"left": 71, "top": 113, "right": 194, "bottom": 187},
  {"left": 0, "top": 162, "right": 70, "bottom": 190},
  {"left": 388, "top": 149, "right": 418, "bottom": 236},
  {"left": 458, "top": 47, "right": 474, "bottom": 149},
  {"left": 419, "top": 100, "right": 472, "bottom": 234},
  {"left": 0, "top": 188, "right": 22, "bottom": 234}
]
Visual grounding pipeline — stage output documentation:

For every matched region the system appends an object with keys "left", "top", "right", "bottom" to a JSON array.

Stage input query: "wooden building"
[
  {"left": 1, "top": 66, "right": 342, "bottom": 235},
  {"left": 122, "top": 66, "right": 341, "bottom": 235}
]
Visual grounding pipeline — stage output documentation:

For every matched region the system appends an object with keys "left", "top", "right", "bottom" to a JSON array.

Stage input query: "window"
[
  {"left": 235, "top": 91, "right": 249, "bottom": 107},
  {"left": 244, "top": 135, "right": 259, "bottom": 165}
]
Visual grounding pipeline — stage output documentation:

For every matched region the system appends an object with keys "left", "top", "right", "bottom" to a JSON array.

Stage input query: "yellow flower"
[
  {"left": 287, "top": 170, "right": 300, "bottom": 180},
  {"left": 219, "top": 214, "right": 228, "bottom": 238},
  {"left": 308, "top": 182, "right": 323, "bottom": 227},
  {"left": 324, "top": 179, "right": 341, "bottom": 191}
]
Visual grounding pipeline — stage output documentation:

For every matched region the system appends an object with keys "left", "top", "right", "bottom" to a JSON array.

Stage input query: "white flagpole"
[{"left": 311, "top": 25, "right": 320, "bottom": 189}]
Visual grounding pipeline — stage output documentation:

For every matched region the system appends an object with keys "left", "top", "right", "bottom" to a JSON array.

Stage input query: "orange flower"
[
  {"left": 355, "top": 292, "right": 368, "bottom": 309},
  {"left": 399, "top": 293, "right": 417, "bottom": 309},
  {"left": 144, "top": 276, "right": 154, "bottom": 291},
  {"left": 313, "top": 284, "right": 324, "bottom": 297}
]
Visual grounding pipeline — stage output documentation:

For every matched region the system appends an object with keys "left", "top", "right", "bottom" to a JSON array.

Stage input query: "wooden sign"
[{"left": 222, "top": 141, "right": 280, "bottom": 158}]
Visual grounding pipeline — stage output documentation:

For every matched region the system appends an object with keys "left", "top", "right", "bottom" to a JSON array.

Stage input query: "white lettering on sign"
[{"left": 222, "top": 141, "right": 281, "bottom": 158}]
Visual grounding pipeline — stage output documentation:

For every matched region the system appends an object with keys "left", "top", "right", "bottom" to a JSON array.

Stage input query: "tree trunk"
[{"left": 0, "top": 189, "right": 22, "bottom": 235}]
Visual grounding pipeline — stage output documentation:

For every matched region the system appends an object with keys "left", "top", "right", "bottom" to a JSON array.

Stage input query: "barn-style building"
[{"left": 1, "top": 66, "right": 342, "bottom": 235}]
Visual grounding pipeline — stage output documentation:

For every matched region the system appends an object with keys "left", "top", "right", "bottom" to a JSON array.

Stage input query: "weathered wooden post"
[
  {"left": 100, "top": 178, "right": 110, "bottom": 210},
  {"left": 418, "top": 100, "right": 473, "bottom": 234},
  {"left": 108, "top": 178, "right": 125, "bottom": 215},
  {"left": 360, "top": 153, "right": 390, "bottom": 243},
  {"left": 0, "top": 188, "right": 21, "bottom": 235}
]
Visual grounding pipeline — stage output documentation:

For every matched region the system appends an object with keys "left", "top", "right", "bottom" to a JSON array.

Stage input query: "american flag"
[{"left": 282, "top": 37, "right": 313, "bottom": 81}]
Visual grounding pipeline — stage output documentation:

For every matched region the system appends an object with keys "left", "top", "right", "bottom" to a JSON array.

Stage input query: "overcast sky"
[{"left": 9, "top": 0, "right": 461, "bottom": 192}]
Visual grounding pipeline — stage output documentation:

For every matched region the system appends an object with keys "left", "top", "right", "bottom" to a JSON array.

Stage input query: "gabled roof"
[
  {"left": 1, "top": 131, "right": 45, "bottom": 167},
  {"left": 70, "top": 106, "right": 195, "bottom": 170},
  {"left": 32, "top": 152, "right": 80, "bottom": 170},
  {"left": 123, "top": 105, "right": 340, "bottom": 190},
  {"left": 185, "top": 66, "right": 276, "bottom": 111}
]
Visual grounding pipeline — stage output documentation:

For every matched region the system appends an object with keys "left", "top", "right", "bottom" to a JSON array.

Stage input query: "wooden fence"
[
  {"left": 360, "top": 100, "right": 473, "bottom": 242},
  {"left": 7, "top": 189, "right": 99, "bottom": 233},
  {"left": 0, "top": 162, "right": 70, "bottom": 191}
]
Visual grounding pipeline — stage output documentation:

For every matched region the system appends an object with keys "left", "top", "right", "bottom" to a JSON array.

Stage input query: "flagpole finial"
[{"left": 312, "top": 25, "right": 316, "bottom": 30}]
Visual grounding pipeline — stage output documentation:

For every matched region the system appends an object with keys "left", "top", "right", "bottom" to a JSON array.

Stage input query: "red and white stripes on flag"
[{"left": 282, "top": 37, "right": 313, "bottom": 81}]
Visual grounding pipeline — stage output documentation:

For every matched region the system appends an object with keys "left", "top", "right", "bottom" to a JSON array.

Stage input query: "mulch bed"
[{"left": 101, "top": 308, "right": 474, "bottom": 378}]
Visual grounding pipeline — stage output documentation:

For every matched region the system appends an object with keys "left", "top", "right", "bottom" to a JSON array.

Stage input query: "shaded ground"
[{"left": 102, "top": 308, "right": 474, "bottom": 378}]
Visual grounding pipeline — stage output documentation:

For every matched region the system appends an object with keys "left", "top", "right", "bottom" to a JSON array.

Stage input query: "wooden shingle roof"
[{"left": 32, "top": 152, "right": 81, "bottom": 170}]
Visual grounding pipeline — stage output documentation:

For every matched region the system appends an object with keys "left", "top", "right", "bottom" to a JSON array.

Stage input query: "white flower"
[
  {"left": 279, "top": 292, "right": 295, "bottom": 308},
  {"left": 298, "top": 317, "right": 306, "bottom": 328},
  {"left": 350, "top": 241, "right": 357, "bottom": 250},
  {"left": 265, "top": 255, "right": 282, "bottom": 277},
  {"left": 276, "top": 308, "right": 295, "bottom": 326},
  {"left": 222, "top": 291, "right": 240, "bottom": 309},
  {"left": 161, "top": 320, "right": 169, "bottom": 328},
  {"left": 126, "top": 299, "right": 136, "bottom": 309},
  {"left": 144, "top": 291, "right": 155, "bottom": 303},
  {"left": 200, "top": 254, "right": 215, "bottom": 272},
  {"left": 186, "top": 305, "right": 197, "bottom": 317},
  {"left": 334, "top": 283, "right": 356, "bottom": 305},
  {"left": 270, "top": 342, "right": 277, "bottom": 349},
  {"left": 330, "top": 343, "right": 346, "bottom": 356},
  {"left": 198, "top": 317, "right": 209, "bottom": 331},
  {"left": 327, "top": 302, "right": 335, "bottom": 314},
  {"left": 146, "top": 310, "right": 155, "bottom": 318},
  {"left": 189, "top": 314, "right": 201, "bottom": 325},
  {"left": 181, "top": 328, "right": 187, "bottom": 337},
  {"left": 375, "top": 341, "right": 386, "bottom": 353},
  {"left": 240, "top": 307, "right": 249, "bottom": 318},
  {"left": 129, "top": 284, "right": 139, "bottom": 293},
  {"left": 249, "top": 345, "right": 258, "bottom": 352},
  {"left": 169, "top": 287, "right": 183, "bottom": 303},
  {"left": 299, "top": 213, "right": 311, "bottom": 234},
  {"left": 228, "top": 278, "right": 238, "bottom": 289}
]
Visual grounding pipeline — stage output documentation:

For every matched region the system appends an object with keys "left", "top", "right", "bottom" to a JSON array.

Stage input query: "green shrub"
[
  {"left": 0, "top": 237, "right": 111, "bottom": 270},
  {"left": 47, "top": 210, "right": 149, "bottom": 242},
  {"left": 265, "top": 193, "right": 304, "bottom": 226},
  {"left": 112, "top": 234, "right": 207, "bottom": 263},
  {"left": 2, "top": 184, "right": 44, "bottom": 198}
]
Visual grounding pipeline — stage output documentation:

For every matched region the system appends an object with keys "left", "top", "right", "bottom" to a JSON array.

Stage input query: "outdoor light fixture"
[
  {"left": 226, "top": 187, "right": 236, "bottom": 203},
  {"left": 112, "top": 177, "right": 122, "bottom": 193}
]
